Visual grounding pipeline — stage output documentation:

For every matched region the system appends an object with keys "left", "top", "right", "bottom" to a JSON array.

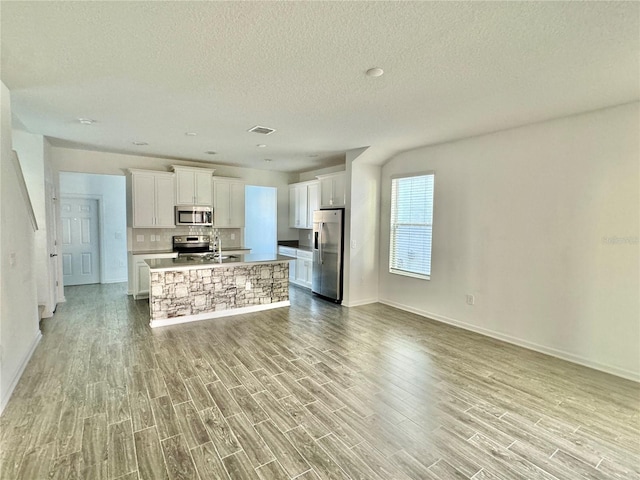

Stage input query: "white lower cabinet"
[
  {"left": 131, "top": 252, "right": 178, "bottom": 299},
  {"left": 278, "top": 246, "right": 312, "bottom": 289},
  {"left": 278, "top": 246, "right": 298, "bottom": 285},
  {"left": 296, "top": 250, "right": 313, "bottom": 289}
]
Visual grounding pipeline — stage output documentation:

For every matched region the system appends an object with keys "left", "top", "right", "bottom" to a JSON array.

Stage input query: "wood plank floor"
[{"left": 1, "top": 282, "right": 638, "bottom": 479}]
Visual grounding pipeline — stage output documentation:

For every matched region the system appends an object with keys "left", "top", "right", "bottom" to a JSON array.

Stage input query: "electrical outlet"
[
  {"left": 466, "top": 294, "right": 475, "bottom": 305},
  {"left": 9, "top": 253, "right": 16, "bottom": 267},
  {"left": 308, "top": 233, "right": 311, "bottom": 240},
  {"left": 136, "top": 235, "right": 144, "bottom": 242},
  {"left": 231, "top": 233, "right": 236, "bottom": 240},
  {"left": 351, "top": 240, "right": 357, "bottom": 249}
]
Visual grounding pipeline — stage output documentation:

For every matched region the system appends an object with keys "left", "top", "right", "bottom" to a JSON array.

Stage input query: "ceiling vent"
[{"left": 248, "top": 125, "right": 276, "bottom": 135}]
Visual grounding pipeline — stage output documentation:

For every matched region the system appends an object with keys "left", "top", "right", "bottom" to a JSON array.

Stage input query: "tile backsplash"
[
  {"left": 298, "top": 228, "right": 313, "bottom": 248},
  {"left": 130, "top": 227, "right": 242, "bottom": 252}
]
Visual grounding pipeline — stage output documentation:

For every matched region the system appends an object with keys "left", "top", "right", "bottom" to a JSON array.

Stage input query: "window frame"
[{"left": 389, "top": 171, "right": 435, "bottom": 281}]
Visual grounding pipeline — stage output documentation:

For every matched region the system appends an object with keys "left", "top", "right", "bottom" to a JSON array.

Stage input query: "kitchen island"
[{"left": 145, "top": 254, "right": 292, "bottom": 328}]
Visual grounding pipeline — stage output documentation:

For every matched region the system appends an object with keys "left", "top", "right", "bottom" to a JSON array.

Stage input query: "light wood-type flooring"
[{"left": 1, "top": 283, "right": 638, "bottom": 479}]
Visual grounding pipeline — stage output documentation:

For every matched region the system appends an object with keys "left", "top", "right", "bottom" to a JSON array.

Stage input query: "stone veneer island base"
[{"left": 145, "top": 255, "right": 292, "bottom": 328}]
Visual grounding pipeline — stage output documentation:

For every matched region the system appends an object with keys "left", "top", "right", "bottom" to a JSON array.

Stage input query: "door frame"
[
  {"left": 43, "top": 180, "right": 59, "bottom": 317},
  {"left": 59, "top": 194, "right": 105, "bottom": 285}
]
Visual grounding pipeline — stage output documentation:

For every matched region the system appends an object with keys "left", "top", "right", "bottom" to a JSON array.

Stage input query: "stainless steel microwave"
[{"left": 175, "top": 206, "right": 213, "bottom": 226}]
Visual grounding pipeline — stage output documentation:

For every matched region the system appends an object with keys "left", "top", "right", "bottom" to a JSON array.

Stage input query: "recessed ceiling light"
[
  {"left": 205, "top": 151, "right": 217, "bottom": 155},
  {"left": 264, "top": 159, "right": 272, "bottom": 163},
  {"left": 366, "top": 67, "right": 384, "bottom": 77},
  {"left": 77, "top": 118, "right": 96, "bottom": 125},
  {"left": 257, "top": 144, "right": 267, "bottom": 148},
  {"left": 308, "top": 154, "right": 319, "bottom": 158},
  {"left": 185, "top": 132, "right": 197, "bottom": 136},
  {"left": 132, "top": 141, "right": 148, "bottom": 146}
]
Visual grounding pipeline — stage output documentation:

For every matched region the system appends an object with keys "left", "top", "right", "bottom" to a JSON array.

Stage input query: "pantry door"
[{"left": 60, "top": 197, "right": 100, "bottom": 286}]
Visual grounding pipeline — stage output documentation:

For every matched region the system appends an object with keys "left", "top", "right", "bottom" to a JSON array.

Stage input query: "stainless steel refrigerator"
[{"left": 312, "top": 208, "right": 344, "bottom": 303}]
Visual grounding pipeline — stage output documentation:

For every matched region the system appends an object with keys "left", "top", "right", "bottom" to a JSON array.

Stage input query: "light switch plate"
[
  {"left": 231, "top": 233, "right": 236, "bottom": 240},
  {"left": 136, "top": 235, "right": 144, "bottom": 242}
]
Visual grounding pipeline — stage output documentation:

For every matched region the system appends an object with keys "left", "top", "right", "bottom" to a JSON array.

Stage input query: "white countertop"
[{"left": 145, "top": 254, "right": 293, "bottom": 272}]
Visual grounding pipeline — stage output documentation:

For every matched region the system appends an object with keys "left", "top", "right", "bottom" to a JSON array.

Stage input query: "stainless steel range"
[{"left": 172, "top": 235, "right": 213, "bottom": 258}]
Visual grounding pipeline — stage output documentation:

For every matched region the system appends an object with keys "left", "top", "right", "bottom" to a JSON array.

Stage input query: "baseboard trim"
[
  {"left": 150, "top": 301, "right": 291, "bottom": 328},
  {"left": 378, "top": 298, "right": 640, "bottom": 383},
  {"left": 343, "top": 297, "right": 379, "bottom": 308},
  {"left": 102, "top": 278, "right": 128, "bottom": 285},
  {"left": 0, "top": 331, "right": 42, "bottom": 414}
]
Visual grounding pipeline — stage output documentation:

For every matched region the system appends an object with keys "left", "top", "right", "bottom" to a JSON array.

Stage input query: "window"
[{"left": 389, "top": 172, "right": 434, "bottom": 280}]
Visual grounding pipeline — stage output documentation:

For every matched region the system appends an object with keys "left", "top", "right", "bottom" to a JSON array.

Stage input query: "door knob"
[{"left": 50, "top": 253, "right": 58, "bottom": 257}]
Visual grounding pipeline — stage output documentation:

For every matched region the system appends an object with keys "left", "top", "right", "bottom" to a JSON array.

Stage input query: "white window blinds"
[{"left": 389, "top": 173, "right": 434, "bottom": 280}]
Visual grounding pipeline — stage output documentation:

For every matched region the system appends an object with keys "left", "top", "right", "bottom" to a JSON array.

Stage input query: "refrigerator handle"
[{"left": 318, "top": 222, "right": 323, "bottom": 264}]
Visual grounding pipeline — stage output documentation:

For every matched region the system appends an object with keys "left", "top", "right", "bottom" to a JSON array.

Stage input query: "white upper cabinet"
[
  {"left": 173, "top": 166, "right": 215, "bottom": 205},
  {"left": 307, "top": 182, "right": 319, "bottom": 224},
  {"left": 289, "top": 180, "right": 319, "bottom": 229},
  {"left": 130, "top": 170, "right": 176, "bottom": 228},
  {"left": 317, "top": 172, "right": 346, "bottom": 208},
  {"left": 213, "top": 177, "right": 245, "bottom": 227}
]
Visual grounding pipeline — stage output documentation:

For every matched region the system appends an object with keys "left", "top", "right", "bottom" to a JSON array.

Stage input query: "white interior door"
[{"left": 60, "top": 198, "right": 100, "bottom": 286}]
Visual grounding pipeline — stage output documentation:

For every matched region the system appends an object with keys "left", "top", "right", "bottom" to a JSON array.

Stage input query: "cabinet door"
[
  {"left": 332, "top": 173, "right": 346, "bottom": 207},
  {"left": 213, "top": 181, "right": 230, "bottom": 227},
  {"left": 319, "top": 177, "right": 334, "bottom": 208},
  {"left": 194, "top": 171, "right": 212, "bottom": 205},
  {"left": 155, "top": 175, "right": 176, "bottom": 227},
  {"left": 297, "top": 185, "right": 308, "bottom": 228},
  {"left": 289, "top": 258, "right": 296, "bottom": 282},
  {"left": 136, "top": 262, "right": 150, "bottom": 298},
  {"left": 132, "top": 174, "right": 156, "bottom": 227},
  {"left": 307, "top": 183, "right": 319, "bottom": 227},
  {"left": 295, "top": 257, "right": 306, "bottom": 283},
  {"left": 289, "top": 186, "right": 297, "bottom": 228},
  {"left": 319, "top": 174, "right": 346, "bottom": 207},
  {"left": 176, "top": 170, "right": 195, "bottom": 205},
  {"left": 229, "top": 182, "right": 245, "bottom": 227}
]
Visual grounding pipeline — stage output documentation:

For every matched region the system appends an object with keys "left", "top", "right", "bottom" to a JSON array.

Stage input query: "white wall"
[
  {"left": 59, "top": 172, "right": 128, "bottom": 283},
  {"left": 379, "top": 103, "right": 640, "bottom": 380},
  {"left": 51, "top": 147, "right": 298, "bottom": 241},
  {"left": 298, "top": 163, "right": 345, "bottom": 182},
  {"left": 344, "top": 147, "right": 381, "bottom": 307},
  {"left": 12, "top": 129, "right": 56, "bottom": 315},
  {"left": 0, "top": 81, "right": 41, "bottom": 412}
]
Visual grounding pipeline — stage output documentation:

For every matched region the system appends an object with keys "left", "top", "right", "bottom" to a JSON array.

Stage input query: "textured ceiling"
[{"left": 1, "top": 1, "right": 638, "bottom": 173}]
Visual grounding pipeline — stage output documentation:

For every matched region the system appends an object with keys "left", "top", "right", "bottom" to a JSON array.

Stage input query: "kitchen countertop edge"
[{"left": 146, "top": 254, "right": 293, "bottom": 272}]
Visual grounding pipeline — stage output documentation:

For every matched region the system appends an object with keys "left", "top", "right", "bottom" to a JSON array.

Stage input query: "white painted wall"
[
  {"left": 0, "top": 81, "right": 41, "bottom": 412},
  {"left": 298, "top": 163, "right": 346, "bottom": 182},
  {"left": 379, "top": 103, "right": 640, "bottom": 380},
  {"left": 344, "top": 148, "right": 381, "bottom": 307},
  {"left": 12, "top": 129, "right": 56, "bottom": 315},
  {"left": 59, "top": 172, "right": 128, "bottom": 283},
  {"left": 50, "top": 147, "right": 298, "bottom": 241}
]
